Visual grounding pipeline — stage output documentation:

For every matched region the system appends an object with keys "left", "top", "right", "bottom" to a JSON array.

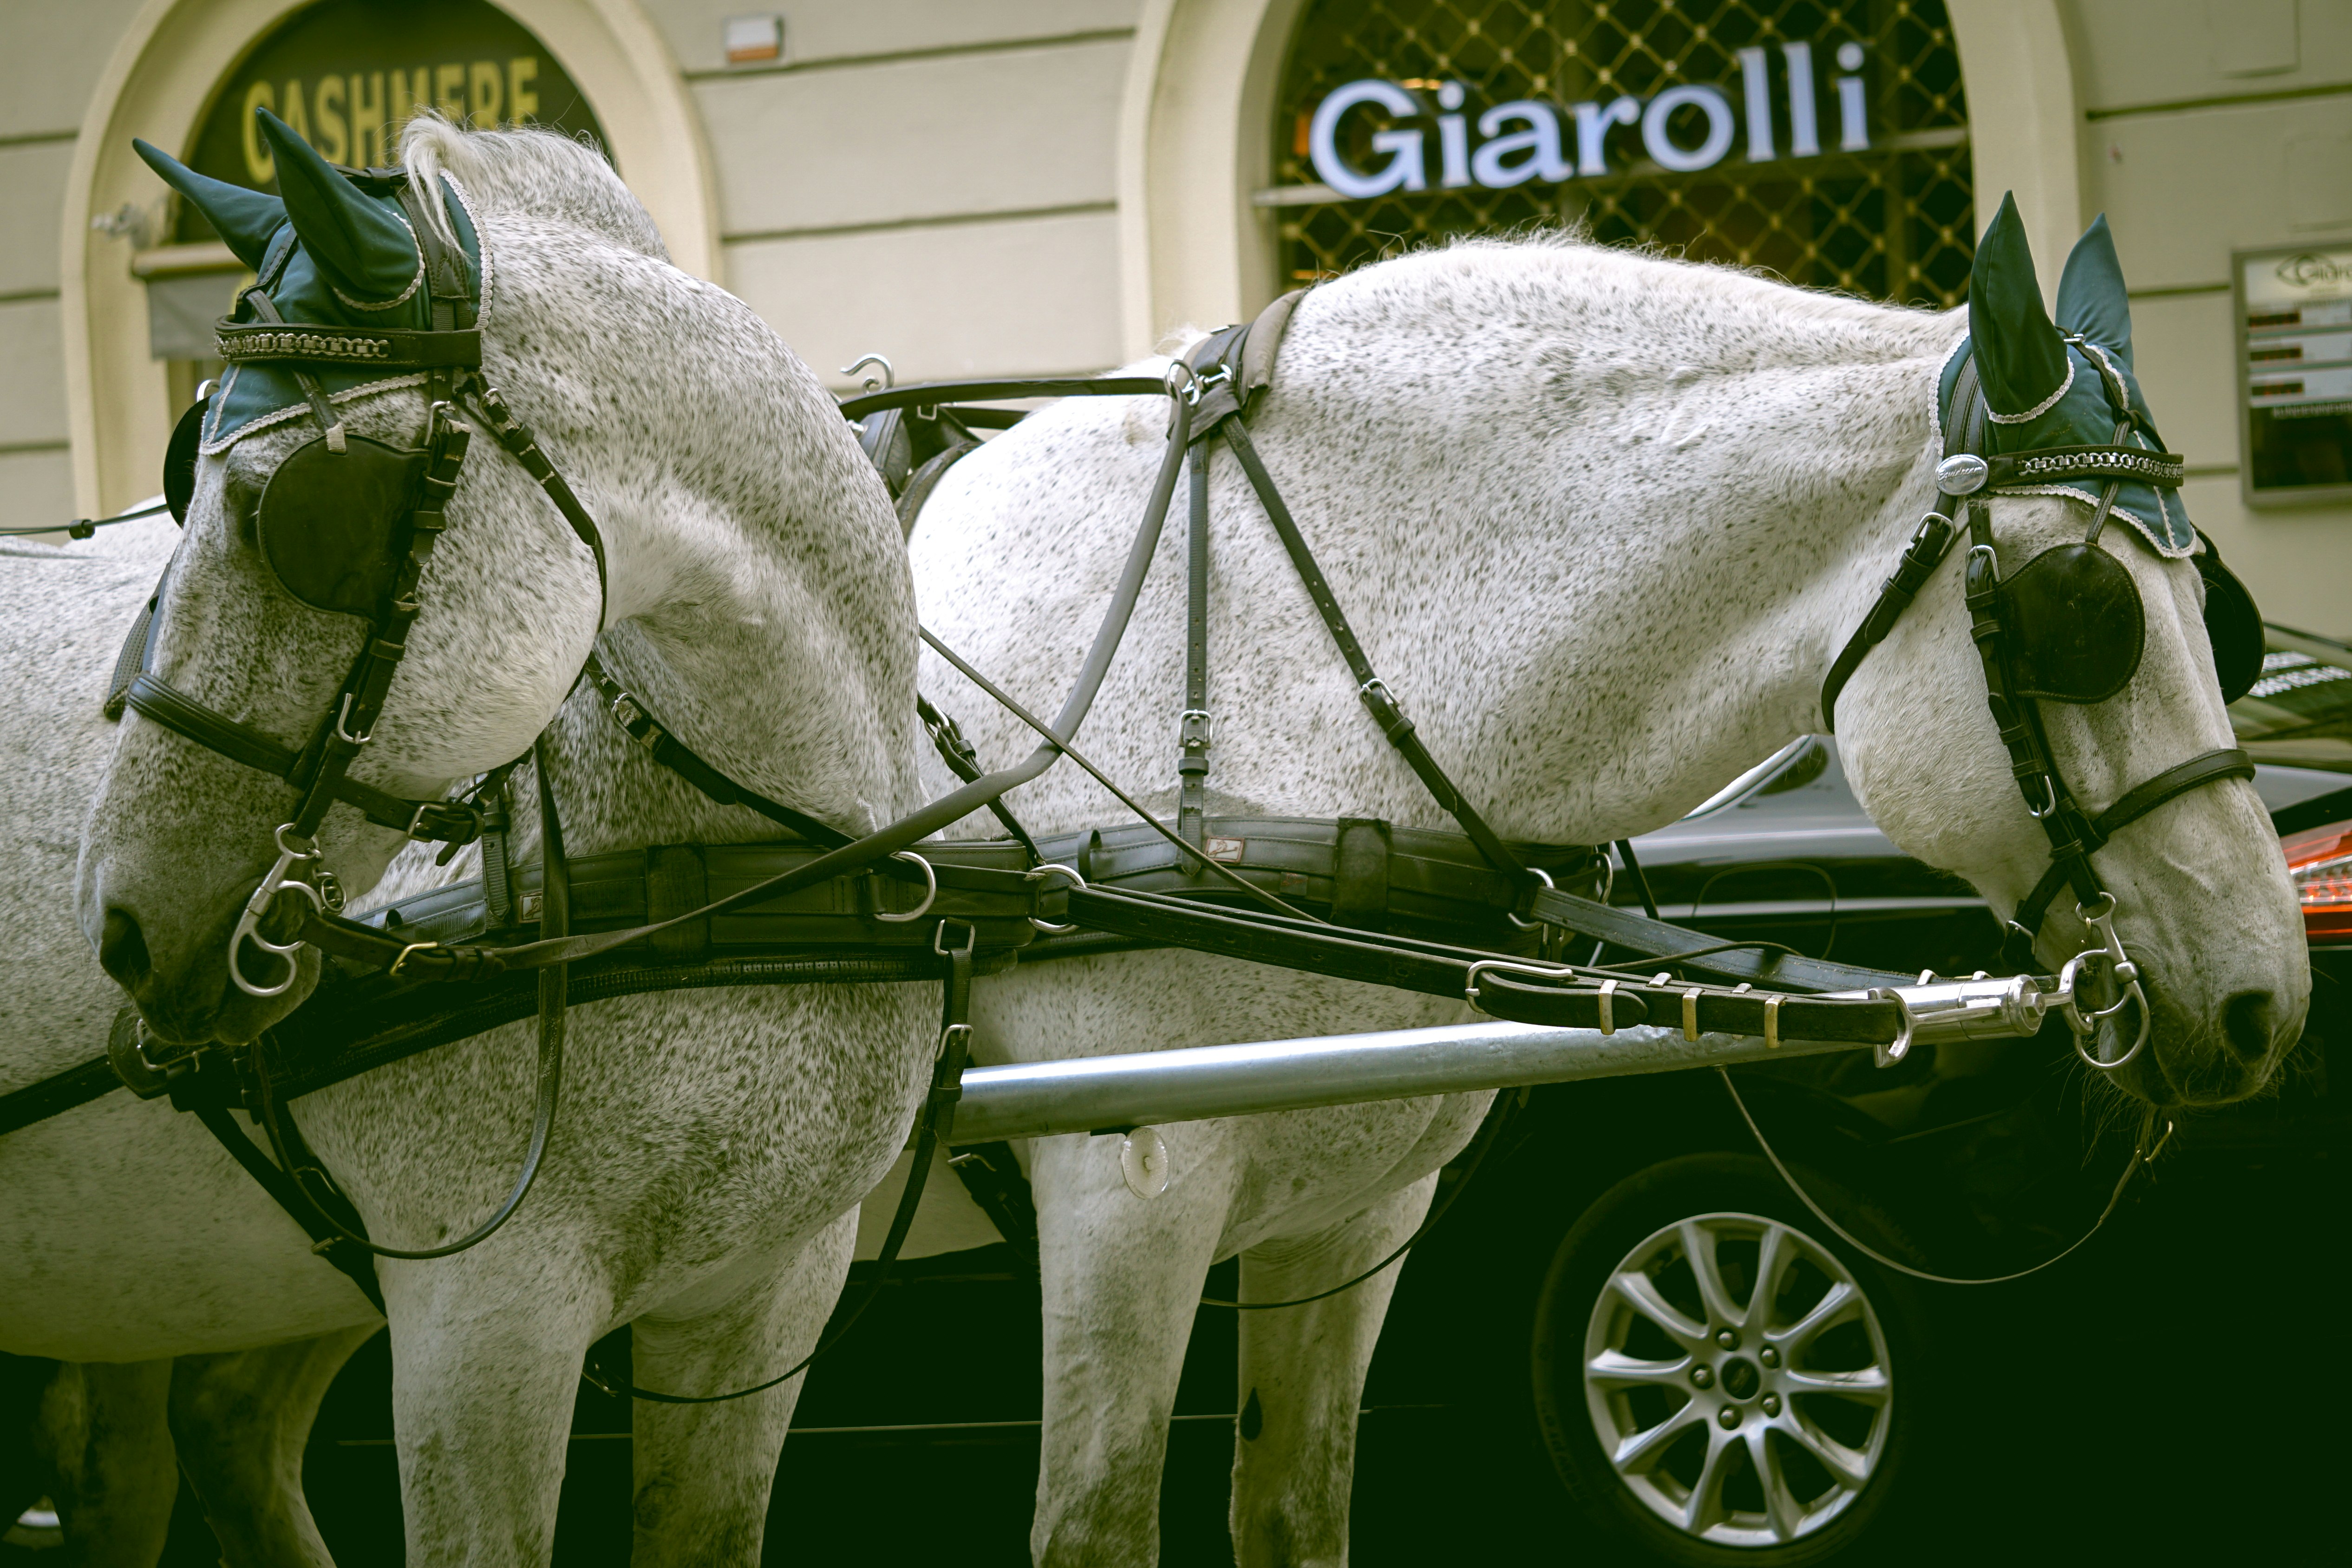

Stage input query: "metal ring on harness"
[
  {"left": 1505, "top": 865, "right": 1556, "bottom": 930},
  {"left": 1025, "top": 862, "right": 1087, "bottom": 934},
  {"left": 229, "top": 825, "right": 328, "bottom": 999},
  {"left": 872, "top": 851, "right": 937, "bottom": 924},
  {"left": 2055, "top": 892, "right": 2152, "bottom": 1071},
  {"left": 1866, "top": 987, "right": 1915, "bottom": 1067}
]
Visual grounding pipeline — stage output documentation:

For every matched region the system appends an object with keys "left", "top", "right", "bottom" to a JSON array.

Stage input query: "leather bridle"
[{"left": 1819, "top": 343, "right": 2257, "bottom": 1073}]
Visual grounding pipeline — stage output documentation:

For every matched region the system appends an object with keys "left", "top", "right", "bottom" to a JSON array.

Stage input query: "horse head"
[
  {"left": 1838, "top": 196, "right": 2306, "bottom": 1108},
  {"left": 78, "top": 114, "right": 671, "bottom": 1044}
]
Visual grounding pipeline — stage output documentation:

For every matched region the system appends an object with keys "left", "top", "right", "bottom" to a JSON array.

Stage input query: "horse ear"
[
  {"left": 1969, "top": 192, "right": 2071, "bottom": 421},
  {"left": 2054, "top": 213, "right": 2134, "bottom": 369},
  {"left": 133, "top": 139, "right": 284, "bottom": 271},
  {"left": 256, "top": 107, "right": 421, "bottom": 303}
]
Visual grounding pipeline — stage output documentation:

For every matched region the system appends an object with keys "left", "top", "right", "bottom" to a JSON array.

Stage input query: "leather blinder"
[
  {"left": 2194, "top": 546, "right": 2264, "bottom": 704},
  {"left": 257, "top": 434, "right": 428, "bottom": 615},
  {"left": 1993, "top": 542, "right": 2145, "bottom": 704}
]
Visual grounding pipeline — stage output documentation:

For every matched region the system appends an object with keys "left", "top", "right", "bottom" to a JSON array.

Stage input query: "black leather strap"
[
  {"left": 1821, "top": 355, "right": 1983, "bottom": 732},
  {"left": 191, "top": 1098, "right": 385, "bottom": 1313},
  {"left": 1528, "top": 885, "right": 1914, "bottom": 993},
  {"left": 1177, "top": 436, "right": 1213, "bottom": 849},
  {"left": 838, "top": 378, "right": 1168, "bottom": 421},
  {"left": 581, "top": 650, "right": 852, "bottom": 847},
  {"left": 123, "top": 669, "right": 484, "bottom": 844},
  {"left": 1217, "top": 417, "right": 1535, "bottom": 895},
  {"left": 2008, "top": 746, "right": 2255, "bottom": 941}
]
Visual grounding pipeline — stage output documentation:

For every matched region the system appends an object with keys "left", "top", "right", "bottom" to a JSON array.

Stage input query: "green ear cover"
[
  {"left": 1969, "top": 192, "right": 2071, "bottom": 420},
  {"left": 132, "top": 138, "right": 286, "bottom": 271},
  {"left": 2054, "top": 214, "right": 2134, "bottom": 370},
  {"left": 256, "top": 107, "right": 421, "bottom": 303}
]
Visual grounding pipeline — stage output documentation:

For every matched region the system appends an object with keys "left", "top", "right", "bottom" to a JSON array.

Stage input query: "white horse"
[
  {"left": 6, "top": 117, "right": 934, "bottom": 1563},
  {"left": 906, "top": 213, "right": 2307, "bottom": 1561}
]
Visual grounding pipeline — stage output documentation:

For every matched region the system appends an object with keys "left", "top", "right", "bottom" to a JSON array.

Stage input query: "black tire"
[{"left": 1528, "top": 1153, "right": 1929, "bottom": 1567}]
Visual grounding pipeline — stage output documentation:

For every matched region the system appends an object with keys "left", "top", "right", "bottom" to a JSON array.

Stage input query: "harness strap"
[
  {"left": 2008, "top": 746, "right": 2255, "bottom": 941},
  {"left": 1219, "top": 417, "right": 1533, "bottom": 894},
  {"left": 190, "top": 1097, "right": 385, "bottom": 1314},
  {"left": 464, "top": 387, "right": 609, "bottom": 617},
  {"left": 917, "top": 694, "right": 1040, "bottom": 861},
  {"left": 1178, "top": 437, "right": 1213, "bottom": 850},
  {"left": 1820, "top": 354, "right": 1984, "bottom": 731},
  {"left": 123, "top": 668, "right": 485, "bottom": 844},
  {"left": 580, "top": 650, "right": 853, "bottom": 848}
]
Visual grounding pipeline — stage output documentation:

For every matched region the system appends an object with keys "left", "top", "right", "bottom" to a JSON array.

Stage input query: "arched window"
[{"left": 1269, "top": 0, "right": 1972, "bottom": 307}]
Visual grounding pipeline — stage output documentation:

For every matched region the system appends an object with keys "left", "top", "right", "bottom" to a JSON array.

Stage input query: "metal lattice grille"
[{"left": 1273, "top": 0, "right": 1972, "bottom": 307}]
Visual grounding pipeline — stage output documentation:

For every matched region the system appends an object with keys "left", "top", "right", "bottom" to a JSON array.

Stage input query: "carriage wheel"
[{"left": 1529, "top": 1154, "right": 1927, "bottom": 1565}]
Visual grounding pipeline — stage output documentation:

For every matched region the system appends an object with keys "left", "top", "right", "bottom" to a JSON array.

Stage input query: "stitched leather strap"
[
  {"left": 1821, "top": 355, "right": 1983, "bottom": 732},
  {"left": 123, "top": 670, "right": 484, "bottom": 843}
]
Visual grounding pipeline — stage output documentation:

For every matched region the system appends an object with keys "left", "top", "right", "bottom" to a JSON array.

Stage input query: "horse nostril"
[
  {"left": 99, "top": 906, "right": 152, "bottom": 989},
  {"left": 2221, "top": 990, "right": 2277, "bottom": 1066}
]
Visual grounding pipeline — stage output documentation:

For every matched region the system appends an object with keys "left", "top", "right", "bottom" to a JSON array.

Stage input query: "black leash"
[{"left": 1718, "top": 1066, "right": 2167, "bottom": 1286}]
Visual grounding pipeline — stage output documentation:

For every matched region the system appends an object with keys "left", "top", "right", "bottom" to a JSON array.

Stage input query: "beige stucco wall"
[
  {"left": 2066, "top": 0, "right": 2352, "bottom": 638},
  {"left": 3, "top": 0, "right": 2344, "bottom": 636}
]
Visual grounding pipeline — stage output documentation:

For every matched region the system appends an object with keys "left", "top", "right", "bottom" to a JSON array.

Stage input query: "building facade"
[{"left": 5, "top": 0, "right": 2347, "bottom": 633}]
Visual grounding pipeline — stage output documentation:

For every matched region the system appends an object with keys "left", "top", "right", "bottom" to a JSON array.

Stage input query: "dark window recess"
[{"left": 1272, "top": 0, "right": 1973, "bottom": 307}]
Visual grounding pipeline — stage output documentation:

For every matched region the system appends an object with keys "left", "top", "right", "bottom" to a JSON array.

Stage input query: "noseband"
[
  {"left": 123, "top": 171, "right": 608, "bottom": 999},
  {"left": 1820, "top": 344, "right": 2259, "bottom": 1073}
]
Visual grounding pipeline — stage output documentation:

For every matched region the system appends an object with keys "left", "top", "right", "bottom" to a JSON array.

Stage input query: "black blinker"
[
  {"left": 257, "top": 434, "right": 426, "bottom": 615},
  {"left": 2195, "top": 547, "right": 2264, "bottom": 704},
  {"left": 1996, "top": 542, "right": 2146, "bottom": 704},
  {"left": 163, "top": 394, "right": 211, "bottom": 525}
]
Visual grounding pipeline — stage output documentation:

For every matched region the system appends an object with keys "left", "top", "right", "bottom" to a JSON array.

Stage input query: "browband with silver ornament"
[
  {"left": 1986, "top": 444, "right": 2185, "bottom": 490},
  {"left": 215, "top": 321, "right": 482, "bottom": 370}
]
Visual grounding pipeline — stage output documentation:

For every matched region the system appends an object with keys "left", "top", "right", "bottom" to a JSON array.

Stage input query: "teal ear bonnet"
[
  {"left": 136, "top": 107, "right": 483, "bottom": 453},
  {"left": 1939, "top": 197, "right": 2193, "bottom": 557}
]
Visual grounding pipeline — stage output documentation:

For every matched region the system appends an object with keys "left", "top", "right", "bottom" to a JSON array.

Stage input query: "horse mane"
[{"left": 398, "top": 112, "right": 668, "bottom": 263}]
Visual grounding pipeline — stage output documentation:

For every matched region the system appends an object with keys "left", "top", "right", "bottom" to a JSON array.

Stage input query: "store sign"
[
  {"left": 177, "top": 0, "right": 604, "bottom": 241},
  {"left": 2238, "top": 243, "right": 2352, "bottom": 506},
  {"left": 1309, "top": 40, "right": 1871, "bottom": 199}
]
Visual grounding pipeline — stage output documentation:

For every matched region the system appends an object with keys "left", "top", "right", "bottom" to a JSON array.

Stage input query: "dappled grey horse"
[
  {"left": 906, "top": 200, "right": 2306, "bottom": 1561},
  {"left": 5, "top": 113, "right": 935, "bottom": 1563}
]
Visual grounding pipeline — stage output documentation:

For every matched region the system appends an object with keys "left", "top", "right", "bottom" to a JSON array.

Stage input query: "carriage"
[{"left": 0, "top": 107, "right": 2307, "bottom": 1565}]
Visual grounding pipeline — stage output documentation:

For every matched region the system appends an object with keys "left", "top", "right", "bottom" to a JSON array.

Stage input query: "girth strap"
[{"left": 2008, "top": 745, "right": 2255, "bottom": 942}]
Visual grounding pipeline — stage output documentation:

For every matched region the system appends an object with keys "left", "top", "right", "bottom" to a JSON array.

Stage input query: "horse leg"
[
  {"left": 1030, "top": 1129, "right": 1231, "bottom": 1568},
  {"left": 35, "top": 1358, "right": 176, "bottom": 1566},
  {"left": 169, "top": 1326, "right": 377, "bottom": 1567},
  {"left": 383, "top": 1261, "right": 605, "bottom": 1566},
  {"left": 629, "top": 1212, "right": 858, "bottom": 1568},
  {"left": 1228, "top": 1175, "right": 1437, "bottom": 1568}
]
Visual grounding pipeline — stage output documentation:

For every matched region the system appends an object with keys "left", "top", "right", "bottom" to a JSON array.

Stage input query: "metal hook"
[
  {"left": 1505, "top": 865, "right": 1557, "bottom": 930},
  {"left": 873, "top": 851, "right": 937, "bottom": 924},
  {"left": 1025, "top": 862, "right": 1087, "bottom": 934},
  {"left": 841, "top": 354, "right": 894, "bottom": 393},
  {"left": 227, "top": 825, "right": 326, "bottom": 998}
]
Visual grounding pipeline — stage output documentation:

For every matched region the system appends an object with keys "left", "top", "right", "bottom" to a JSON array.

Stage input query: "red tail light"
[{"left": 2283, "top": 818, "right": 2352, "bottom": 945}]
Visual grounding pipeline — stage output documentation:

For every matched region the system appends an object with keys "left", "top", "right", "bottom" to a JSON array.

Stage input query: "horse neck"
[
  {"left": 483, "top": 228, "right": 921, "bottom": 848},
  {"left": 1237, "top": 271, "right": 1962, "bottom": 843}
]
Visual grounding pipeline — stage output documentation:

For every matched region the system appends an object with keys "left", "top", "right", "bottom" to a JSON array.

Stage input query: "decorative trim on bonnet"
[
  {"left": 1984, "top": 357, "right": 2074, "bottom": 424},
  {"left": 1988, "top": 445, "right": 2186, "bottom": 490}
]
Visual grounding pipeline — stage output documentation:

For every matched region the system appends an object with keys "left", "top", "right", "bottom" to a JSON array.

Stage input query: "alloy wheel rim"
[{"left": 1582, "top": 1211, "right": 1894, "bottom": 1548}]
